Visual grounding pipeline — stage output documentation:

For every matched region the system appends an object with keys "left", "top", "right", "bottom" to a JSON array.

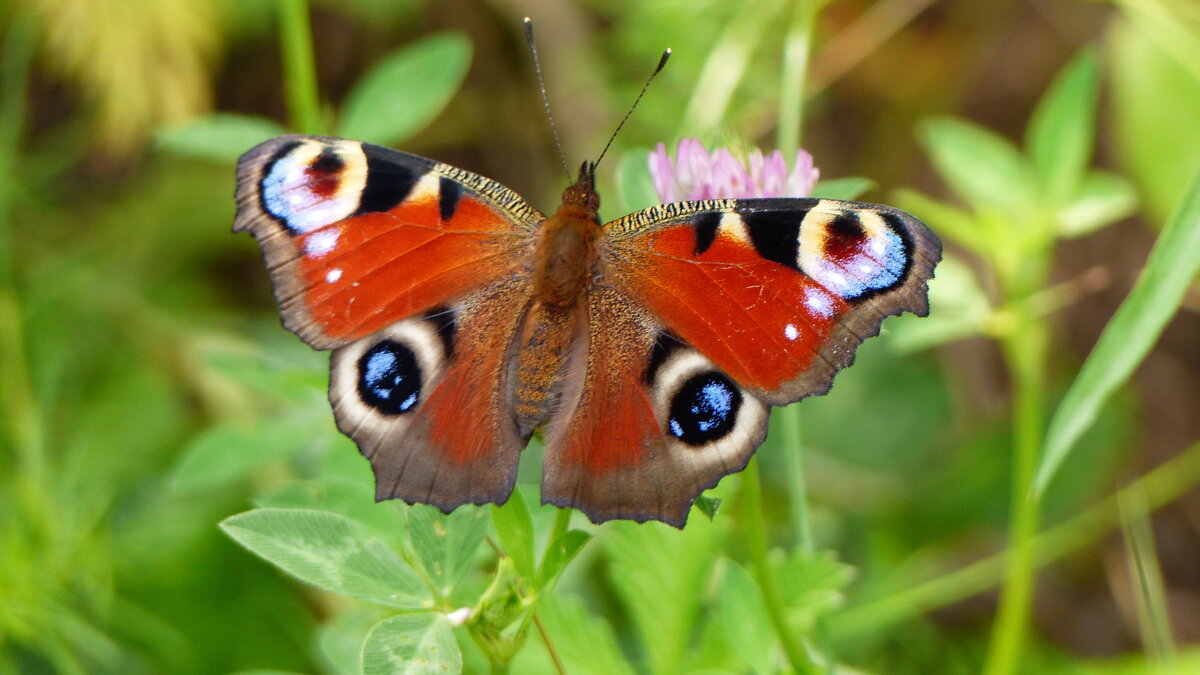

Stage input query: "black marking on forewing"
[
  {"left": 692, "top": 212, "right": 721, "bottom": 255},
  {"left": 741, "top": 209, "right": 805, "bottom": 270},
  {"left": 643, "top": 333, "right": 683, "bottom": 385},
  {"left": 355, "top": 143, "right": 423, "bottom": 215},
  {"left": 825, "top": 212, "right": 866, "bottom": 253},
  {"left": 438, "top": 176, "right": 462, "bottom": 222},
  {"left": 310, "top": 147, "right": 344, "bottom": 175},
  {"left": 424, "top": 306, "right": 458, "bottom": 360}
]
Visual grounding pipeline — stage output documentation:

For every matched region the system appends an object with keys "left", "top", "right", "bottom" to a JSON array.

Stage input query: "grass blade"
[{"left": 1034, "top": 170, "right": 1200, "bottom": 495}]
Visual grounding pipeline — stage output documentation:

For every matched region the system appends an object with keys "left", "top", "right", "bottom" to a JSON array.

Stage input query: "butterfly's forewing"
[
  {"left": 609, "top": 198, "right": 941, "bottom": 404},
  {"left": 542, "top": 198, "right": 940, "bottom": 526},
  {"left": 234, "top": 135, "right": 543, "bottom": 348},
  {"left": 234, "top": 135, "right": 544, "bottom": 510}
]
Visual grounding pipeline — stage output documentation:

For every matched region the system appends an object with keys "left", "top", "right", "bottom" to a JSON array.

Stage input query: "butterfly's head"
[{"left": 561, "top": 160, "right": 600, "bottom": 212}]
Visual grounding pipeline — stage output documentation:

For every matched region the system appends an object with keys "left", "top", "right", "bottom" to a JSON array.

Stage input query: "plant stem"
[
  {"left": 533, "top": 612, "right": 567, "bottom": 675},
  {"left": 680, "top": 1, "right": 777, "bottom": 136},
  {"left": 982, "top": 317, "right": 1048, "bottom": 675},
  {"left": 742, "top": 458, "right": 820, "bottom": 674},
  {"left": 778, "top": 0, "right": 817, "bottom": 155},
  {"left": 0, "top": 8, "right": 47, "bottom": 511},
  {"left": 827, "top": 438, "right": 1200, "bottom": 638},
  {"left": 278, "top": 0, "right": 321, "bottom": 134},
  {"left": 1119, "top": 487, "right": 1177, "bottom": 666},
  {"left": 780, "top": 408, "right": 813, "bottom": 551}
]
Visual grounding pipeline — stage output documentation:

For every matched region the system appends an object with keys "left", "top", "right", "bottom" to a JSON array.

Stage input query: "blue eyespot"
[
  {"left": 357, "top": 340, "right": 421, "bottom": 415},
  {"left": 668, "top": 372, "right": 742, "bottom": 446}
]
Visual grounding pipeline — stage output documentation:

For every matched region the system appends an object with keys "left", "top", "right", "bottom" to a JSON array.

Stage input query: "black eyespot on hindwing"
[
  {"left": 355, "top": 144, "right": 421, "bottom": 215},
  {"left": 357, "top": 339, "right": 422, "bottom": 415},
  {"left": 668, "top": 372, "right": 743, "bottom": 446}
]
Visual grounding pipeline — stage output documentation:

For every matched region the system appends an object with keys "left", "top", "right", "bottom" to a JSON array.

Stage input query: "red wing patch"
[
  {"left": 234, "top": 135, "right": 542, "bottom": 350},
  {"left": 294, "top": 193, "right": 529, "bottom": 342},
  {"left": 607, "top": 200, "right": 940, "bottom": 405}
]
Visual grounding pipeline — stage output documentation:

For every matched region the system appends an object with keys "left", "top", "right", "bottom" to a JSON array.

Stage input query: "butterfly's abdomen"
[{"left": 513, "top": 302, "right": 579, "bottom": 434}]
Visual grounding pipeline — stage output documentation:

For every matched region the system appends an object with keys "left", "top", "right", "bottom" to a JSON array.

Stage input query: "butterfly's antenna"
[
  {"left": 594, "top": 48, "right": 671, "bottom": 169},
  {"left": 524, "top": 18, "right": 572, "bottom": 182}
]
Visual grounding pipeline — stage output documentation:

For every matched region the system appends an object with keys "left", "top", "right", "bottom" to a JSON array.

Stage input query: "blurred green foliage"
[{"left": 2, "top": 0, "right": 1199, "bottom": 673}]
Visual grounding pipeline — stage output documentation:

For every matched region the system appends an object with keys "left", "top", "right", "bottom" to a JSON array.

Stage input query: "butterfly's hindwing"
[
  {"left": 329, "top": 278, "right": 533, "bottom": 510},
  {"left": 541, "top": 286, "right": 768, "bottom": 526}
]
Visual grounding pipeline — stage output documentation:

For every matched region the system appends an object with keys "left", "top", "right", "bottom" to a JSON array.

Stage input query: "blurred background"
[{"left": 1, "top": 0, "right": 1198, "bottom": 673}]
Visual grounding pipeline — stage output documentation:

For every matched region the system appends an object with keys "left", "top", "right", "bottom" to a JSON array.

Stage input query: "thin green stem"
[
  {"left": 680, "top": 1, "right": 779, "bottom": 136},
  {"left": 742, "top": 458, "right": 820, "bottom": 674},
  {"left": 0, "top": 9, "right": 47, "bottom": 509},
  {"left": 778, "top": 0, "right": 817, "bottom": 155},
  {"left": 828, "top": 438, "right": 1200, "bottom": 637},
  {"left": 278, "top": 0, "right": 321, "bottom": 134},
  {"left": 983, "top": 318, "right": 1048, "bottom": 675},
  {"left": 532, "top": 612, "right": 567, "bottom": 675},
  {"left": 1119, "top": 488, "right": 1177, "bottom": 667},
  {"left": 779, "top": 408, "right": 813, "bottom": 551}
]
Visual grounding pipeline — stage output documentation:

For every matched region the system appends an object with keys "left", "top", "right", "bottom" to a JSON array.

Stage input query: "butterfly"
[{"left": 233, "top": 135, "right": 941, "bottom": 527}]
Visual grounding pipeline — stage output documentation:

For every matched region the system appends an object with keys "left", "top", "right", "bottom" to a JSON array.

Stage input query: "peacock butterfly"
[{"left": 233, "top": 134, "right": 941, "bottom": 527}]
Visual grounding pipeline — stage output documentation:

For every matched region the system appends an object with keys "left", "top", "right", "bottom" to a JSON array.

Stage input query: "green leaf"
[
  {"left": 616, "top": 148, "right": 659, "bottom": 214},
  {"left": 171, "top": 419, "right": 315, "bottom": 491},
  {"left": 920, "top": 117, "right": 1035, "bottom": 214},
  {"left": 406, "top": 505, "right": 489, "bottom": 598},
  {"left": 537, "top": 529, "right": 591, "bottom": 590},
  {"left": 220, "top": 508, "right": 432, "bottom": 609},
  {"left": 491, "top": 488, "right": 536, "bottom": 580},
  {"left": 1110, "top": 16, "right": 1200, "bottom": 223},
  {"left": 774, "top": 549, "right": 855, "bottom": 633},
  {"left": 318, "top": 608, "right": 382, "bottom": 675},
  {"left": 1025, "top": 49, "right": 1100, "bottom": 207},
  {"left": 715, "top": 560, "right": 774, "bottom": 674},
  {"left": 812, "top": 177, "right": 874, "bottom": 201},
  {"left": 360, "top": 613, "right": 461, "bottom": 675},
  {"left": 156, "top": 113, "right": 289, "bottom": 163},
  {"left": 338, "top": 33, "right": 472, "bottom": 146},
  {"left": 1034, "top": 170, "right": 1200, "bottom": 495},
  {"left": 1056, "top": 171, "right": 1138, "bottom": 238},
  {"left": 255, "top": 476, "right": 406, "bottom": 545},
  {"left": 693, "top": 495, "right": 722, "bottom": 520},
  {"left": 604, "top": 518, "right": 726, "bottom": 675},
  {"left": 514, "top": 594, "right": 636, "bottom": 675}
]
